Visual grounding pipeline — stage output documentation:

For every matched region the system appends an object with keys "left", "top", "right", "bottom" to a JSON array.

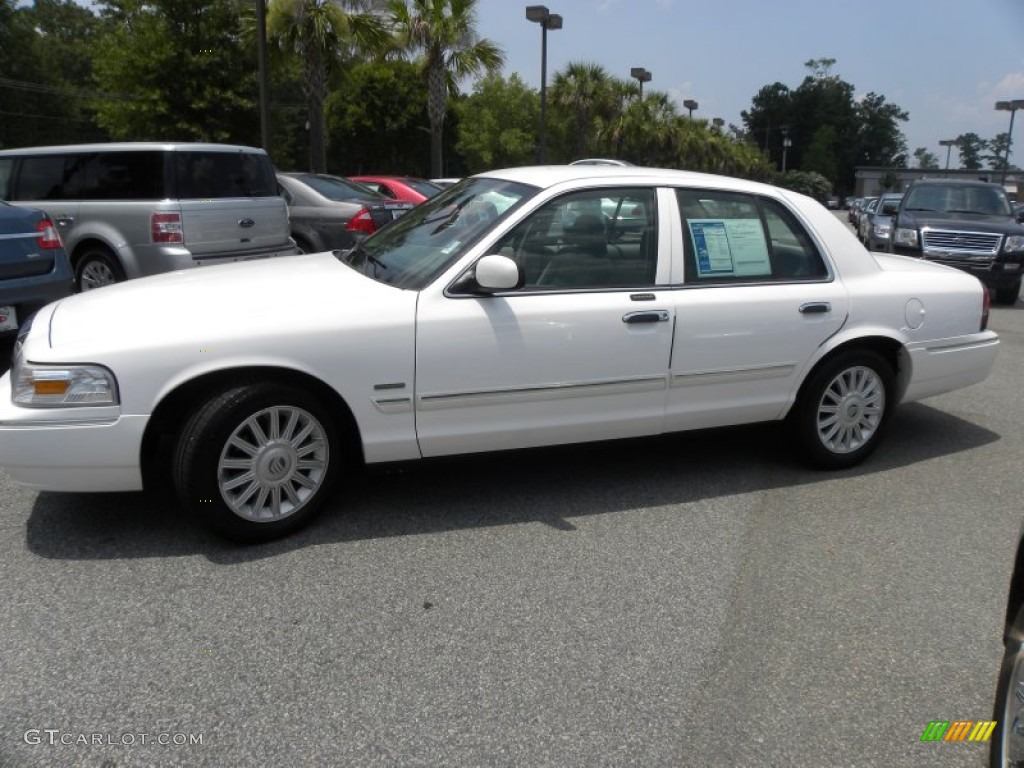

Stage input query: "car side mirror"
[
  {"left": 881, "top": 201, "right": 900, "bottom": 215},
  {"left": 1017, "top": 210, "right": 1024, "bottom": 224},
  {"left": 473, "top": 254, "right": 522, "bottom": 292}
]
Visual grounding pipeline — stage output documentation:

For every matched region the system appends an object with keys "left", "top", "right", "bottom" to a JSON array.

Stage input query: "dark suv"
[{"left": 889, "top": 179, "right": 1024, "bottom": 304}]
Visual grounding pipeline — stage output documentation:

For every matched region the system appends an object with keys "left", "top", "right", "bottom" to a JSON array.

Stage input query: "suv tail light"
[
  {"left": 35, "top": 218, "right": 62, "bottom": 250},
  {"left": 151, "top": 212, "right": 183, "bottom": 244},
  {"left": 346, "top": 208, "right": 377, "bottom": 235},
  {"left": 981, "top": 284, "right": 991, "bottom": 331}
]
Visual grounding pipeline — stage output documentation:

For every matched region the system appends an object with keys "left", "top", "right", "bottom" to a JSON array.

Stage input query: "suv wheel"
[
  {"left": 75, "top": 246, "right": 125, "bottom": 292},
  {"left": 995, "top": 278, "right": 1021, "bottom": 306}
]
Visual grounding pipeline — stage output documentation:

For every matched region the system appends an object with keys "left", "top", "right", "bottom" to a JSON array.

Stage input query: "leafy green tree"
[
  {"left": 912, "top": 147, "right": 939, "bottom": 169},
  {"left": 92, "top": 0, "right": 257, "bottom": 143},
  {"left": 955, "top": 132, "right": 987, "bottom": 170},
  {"left": 802, "top": 124, "right": 839, "bottom": 184},
  {"left": 268, "top": 0, "right": 389, "bottom": 173},
  {"left": 550, "top": 62, "right": 610, "bottom": 158},
  {"left": 773, "top": 170, "right": 832, "bottom": 201},
  {"left": 454, "top": 73, "right": 538, "bottom": 172},
  {"left": 984, "top": 132, "right": 1014, "bottom": 171},
  {"left": 388, "top": 0, "right": 504, "bottom": 178},
  {"left": 325, "top": 59, "right": 433, "bottom": 175},
  {"left": 741, "top": 82, "right": 792, "bottom": 167}
]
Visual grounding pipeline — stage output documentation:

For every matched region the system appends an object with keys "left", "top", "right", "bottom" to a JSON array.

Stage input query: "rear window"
[{"left": 173, "top": 151, "right": 276, "bottom": 199}]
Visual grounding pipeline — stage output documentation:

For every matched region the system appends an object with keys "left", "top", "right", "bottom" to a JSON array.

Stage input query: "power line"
[{"left": 0, "top": 76, "right": 140, "bottom": 102}]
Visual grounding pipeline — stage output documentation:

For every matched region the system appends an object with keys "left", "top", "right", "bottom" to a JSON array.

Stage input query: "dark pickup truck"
[{"left": 889, "top": 178, "right": 1024, "bottom": 304}]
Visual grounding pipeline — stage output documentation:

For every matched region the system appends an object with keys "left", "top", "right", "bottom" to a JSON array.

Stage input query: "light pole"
[
  {"left": 683, "top": 99, "right": 698, "bottom": 119},
  {"left": 995, "top": 99, "right": 1024, "bottom": 185},
  {"left": 256, "top": 0, "right": 270, "bottom": 154},
  {"left": 781, "top": 126, "right": 792, "bottom": 172},
  {"left": 938, "top": 139, "right": 958, "bottom": 172},
  {"left": 630, "top": 67, "right": 651, "bottom": 100},
  {"left": 712, "top": 117, "right": 725, "bottom": 132},
  {"left": 526, "top": 5, "right": 562, "bottom": 164}
]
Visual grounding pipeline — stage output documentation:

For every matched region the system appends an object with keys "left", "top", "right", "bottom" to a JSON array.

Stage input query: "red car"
[{"left": 348, "top": 175, "right": 444, "bottom": 204}]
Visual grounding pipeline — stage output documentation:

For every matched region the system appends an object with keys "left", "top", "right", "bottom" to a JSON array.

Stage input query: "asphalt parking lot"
[{"left": 0, "top": 224, "right": 1018, "bottom": 767}]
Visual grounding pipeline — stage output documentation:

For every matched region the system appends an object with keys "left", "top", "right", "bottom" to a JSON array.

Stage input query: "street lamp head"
[
  {"left": 995, "top": 100, "right": 1024, "bottom": 111},
  {"left": 525, "top": 5, "right": 549, "bottom": 22},
  {"left": 683, "top": 99, "right": 698, "bottom": 111},
  {"left": 938, "top": 139, "right": 958, "bottom": 147},
  {"left": 546, "top": 12, "right": 562, "bottom": 29},
  {"left": 630, "top": 67, "right": 652, "bottom": 83},
  {"left": 997, "top": 100, "right": 1012, "bottom": 111}
]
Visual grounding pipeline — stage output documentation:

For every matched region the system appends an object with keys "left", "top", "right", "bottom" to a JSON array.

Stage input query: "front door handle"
[
  {"left": 799, "top": 302, "right": 831, "bottom": 314},
  {"left": 54, "top": 215, "right": 75, "bottom": 226},
  {"left": 622, "top": 310, "right": 670, "bottom": 324}
]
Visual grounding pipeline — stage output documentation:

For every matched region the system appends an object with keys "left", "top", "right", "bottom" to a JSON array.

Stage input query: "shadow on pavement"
[{"left": 23, "top": 401, "right": 1001, "bottom": 564}]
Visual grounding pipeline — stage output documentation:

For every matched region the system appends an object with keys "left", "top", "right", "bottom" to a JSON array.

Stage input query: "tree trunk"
[{"left": 427, "top": 59, "right": 446, "bottom": 177}]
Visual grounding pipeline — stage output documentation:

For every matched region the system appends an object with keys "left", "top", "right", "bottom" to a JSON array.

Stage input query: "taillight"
[
  {"left": 151, "top": 212, "right": 183, "bottom": 244},
  {"left": 35, "top": 218, "right": 62, "bottom": 250},
  {"left": 346, "top": 208, "right": 377, "bottom": 235},
  {"left": 981, "top": 284, "right": 990, "bottom": 331}
]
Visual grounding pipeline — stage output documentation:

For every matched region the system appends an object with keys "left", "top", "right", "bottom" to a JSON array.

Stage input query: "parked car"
[
  {"left": 889, "top": 178, "right": 1024, "bottom": 304},
  {"left": 348, "top": 175, "right": 443, "bottom": 204},
  {"left": 0, "top": 143, "right": 296, "bottom": 292},
  {"left": 826, "top": 196, "right": 840, "bottom": 209},
  {"left": 991, "top": 521, "right": 1024, "bottom": 765},
  {"left": 0, "top": 202, "right": 73, "bottom": 337},
  {"left": 852, "top": 196, "right": 878, "bottom": 232},
  {"left": 856, "top": 197, "right": 879, "bottom": 241},
  {"left": 847, "top": 198, "right": 862, "bottom": 224},
  {"left": 277, "top": 172, "right": 414, "bottom": 253},
  {"left": 860, "top": 192, "right": 903, "bottom": 251},
  {"left": 0, "top": 166, "right": 999, "bottom": 543}
]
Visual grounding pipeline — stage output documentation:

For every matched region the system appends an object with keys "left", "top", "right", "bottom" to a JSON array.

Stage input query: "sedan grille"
[{"left": 921, "top": 228, "right": 1002, "bottom": 256}]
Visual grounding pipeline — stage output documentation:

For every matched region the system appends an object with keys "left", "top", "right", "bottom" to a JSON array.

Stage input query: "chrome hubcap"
[
  {"left": 217, "top": 405, "right": 329, "bottom": 522},
  {"left": 816, "top": 365, "right": 884, "bottom": 454},
  {"left": 80, "top": 261, "right": 116, "bottom": 290}
]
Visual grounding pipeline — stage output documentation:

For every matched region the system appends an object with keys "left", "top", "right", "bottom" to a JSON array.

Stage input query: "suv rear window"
[{"left": 173, "top": 151, "right": 276, "bottom": 199}]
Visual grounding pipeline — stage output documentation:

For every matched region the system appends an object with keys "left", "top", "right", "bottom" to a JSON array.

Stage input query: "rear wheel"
[
  {"left": 74, "top": 246, "right": 124, "bottom": 292},
  {"left": 173, "top": 382, "right": 341, "bottom": 543},
  {"left": 793, "top": 350, "right": 893, "bottom": 469},
  {"left": 992, "top": 629, "right": 1024, "bottom": 767}
]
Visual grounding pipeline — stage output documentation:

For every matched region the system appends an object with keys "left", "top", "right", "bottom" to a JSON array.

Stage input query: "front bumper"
[
  {"left": 892, "top": 246, "right": 1023, "bottom": 287},
  {"left": 0, "top": 372, "right": 148, "bottom": 492}
]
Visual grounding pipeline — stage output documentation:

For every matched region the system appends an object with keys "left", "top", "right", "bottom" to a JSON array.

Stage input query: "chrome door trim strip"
[
  {"left": 671, "top": 363, "right": 796, "bottom": 387},
  {"left": 417, "top": 375, "right": 668, "bottom": 411}
]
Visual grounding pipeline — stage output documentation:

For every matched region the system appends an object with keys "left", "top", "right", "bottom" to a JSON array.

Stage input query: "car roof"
[
  {"left": 476, "top": 165, "right": 783, "bottom": 196},
  {"left": 0, "top": 142, "right": 266, "bottom": 155},
  {"left": 908, "top": 178, "right": 1002, "bottom": 188}
]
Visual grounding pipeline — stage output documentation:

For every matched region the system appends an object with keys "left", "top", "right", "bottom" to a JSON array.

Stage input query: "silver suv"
[{"left": 0, "top": 143, "right": 296, "bottom": 291}]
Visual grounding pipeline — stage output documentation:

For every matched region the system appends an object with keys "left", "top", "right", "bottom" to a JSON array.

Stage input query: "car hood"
[
  {"left": 902, "top": 210, "right": 1024, "bottom": 234},
  {"left": 44, "top": 252, "right": 398, "bottom": 352}
]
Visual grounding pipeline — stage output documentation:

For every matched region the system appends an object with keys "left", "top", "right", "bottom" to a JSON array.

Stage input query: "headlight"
[
  {"left": 872, "top": 223, "right": 891, "bottom": 238},
  {"left": 894, "top": 227, "right": 918, "bottom": 247},
  {"left": 12, "top": 362, "right": 119, "bottom": 407},
  {"left": 1004, "top": 235, "right": 1024, "bottom": 253}
]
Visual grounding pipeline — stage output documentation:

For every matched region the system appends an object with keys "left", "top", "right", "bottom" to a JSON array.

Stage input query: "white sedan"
[{"left": 0, "top": 166, "right": 1000, "bottom": 542}]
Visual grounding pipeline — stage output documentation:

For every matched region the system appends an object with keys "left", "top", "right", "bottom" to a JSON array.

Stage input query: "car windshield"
[
  {"left": 341, "top": 177, "right": 537, "bottom": 290},
  {"left": 297, "top": 174, "right": 383, "bottom": 201},
  {"left": 904, "top": 184, "right": 1012, "bottom": 216}
]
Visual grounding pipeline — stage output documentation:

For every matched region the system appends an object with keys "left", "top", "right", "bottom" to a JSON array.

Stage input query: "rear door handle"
[
  {"left": 622, "top": 310, "right": 670, "bottom": 324},
  {"left": 54, "top": 215, "right": 75, "bottom": 226},
  {"left": 799, "top": 302, "right": 831, "bottom": 314}
]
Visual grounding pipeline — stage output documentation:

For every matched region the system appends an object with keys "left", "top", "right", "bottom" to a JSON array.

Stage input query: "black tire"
[
  {"left": 792, "top": 349, "right": 894, "bottom": 469},
  {"left": 995, "top": 279, "right": 1021, "bottom": 306},
  {"left": 292, "top": 235, "right": 314, "bottom": 255},
  {"left": 74, "top": 246, "right": 125, "bottom": 292},
  {"left": 991, "top": 616, "right": 1024, "bottom": 766},
  {"left": 173, "top": 382, "right": 342, "bottom": 543}
]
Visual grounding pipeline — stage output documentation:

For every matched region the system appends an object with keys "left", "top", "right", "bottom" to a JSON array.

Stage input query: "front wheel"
[
  {"left": 792, "top": 350, "right": 894, "bottom": 469},
  {"left": 173, "top": 382, "right": 342, "bottom": 543},
  {"left": 995, "top": 278, "right": 1021, "bottom": 306}
]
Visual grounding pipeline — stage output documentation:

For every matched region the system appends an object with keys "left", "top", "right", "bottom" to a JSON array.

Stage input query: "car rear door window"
[{"left": 677, "top": 189, "right": 827, "bottom": 283}]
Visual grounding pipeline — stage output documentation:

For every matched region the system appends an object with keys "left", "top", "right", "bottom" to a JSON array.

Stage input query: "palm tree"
[
  {"left": 388, "top": 0, "right": 504, "bottom": 177},
  {"left": 550, "top": 62, "right": 610, "bottom": 159},
  {"left": 268, "top": 0, "right": 389, "bottom": 172}
]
